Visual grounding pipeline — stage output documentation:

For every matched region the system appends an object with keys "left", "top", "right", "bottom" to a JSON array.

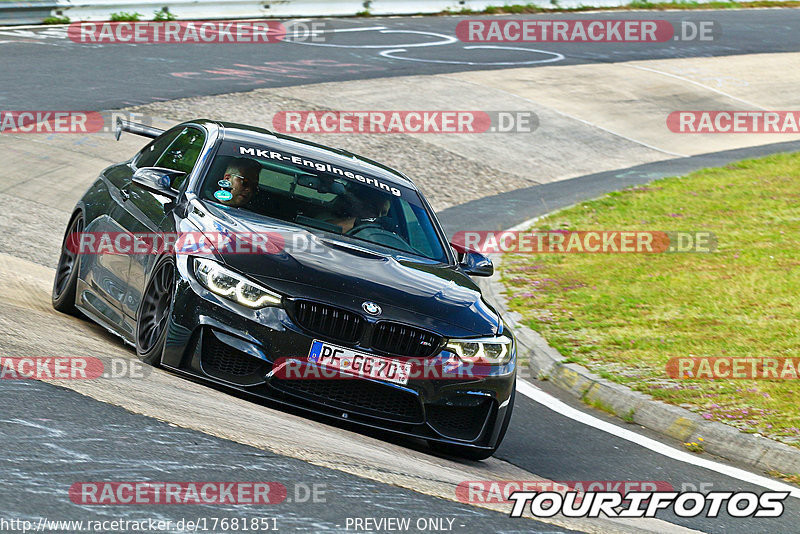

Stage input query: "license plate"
[{"left": 307, "top": 340, "right": 410, "bottom": 385}]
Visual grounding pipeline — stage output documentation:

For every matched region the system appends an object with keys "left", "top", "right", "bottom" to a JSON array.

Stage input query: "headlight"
[
  {"left": 446, "top": 334, "right": 514, "bottom": 364},
  {"left": 193, "top": 257, "right": 281, "bottom": 308}
]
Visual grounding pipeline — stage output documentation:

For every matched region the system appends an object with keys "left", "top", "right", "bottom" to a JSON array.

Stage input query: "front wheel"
[
  {"left": 52, "top": 213, "right": 84, "bottom": 316},
  {"left": 429, "top": 381, "right": 516, "bottom": 461},
  {"left": 136, "top": 257, "right": 175, "bottom": 366}
]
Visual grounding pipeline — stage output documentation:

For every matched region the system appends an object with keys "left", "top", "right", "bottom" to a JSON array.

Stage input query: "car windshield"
[{"left": 199, "top": 141, "right": 448, "bottom": 262}]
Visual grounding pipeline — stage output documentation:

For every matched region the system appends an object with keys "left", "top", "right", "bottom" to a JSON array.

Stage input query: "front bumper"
[{"left": 160, "top": 256, "right": 516, "bottom": 450}]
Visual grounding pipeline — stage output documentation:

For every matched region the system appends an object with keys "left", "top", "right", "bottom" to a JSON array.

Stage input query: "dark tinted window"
[
  {"left": 155, "top": 127, "right": 205, "bottom": 174},
  {"left": 134, "top": 128, "right": 182, "bottom": 168},
  {"left": 201, "top": 142, "right": 447, "bottom": 262}
]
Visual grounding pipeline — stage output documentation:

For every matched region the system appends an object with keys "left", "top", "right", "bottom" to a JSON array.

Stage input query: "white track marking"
[
  {"left": 380, "top": 45, "right": 564, "bottom": 66},
  {"left": 623, "top": 64, "right": 767, "bottom": 110},
  {"left": 287, "top": 29, "right": 457, "bottom": 48},
  {"left": 0, "top": 29, "right": 66, "bottom": 39},
  {"left": 312, "top": 26, "right": 389, "bottom": 33},
  {"left": 284, "top": 26, "right": 563, "bottom": 67},
  {"left": 516, "top": 379, "right": 800, "bottom": 499},
  {"left": 283, "top": 24, "right": 389, "bottom": 36}
]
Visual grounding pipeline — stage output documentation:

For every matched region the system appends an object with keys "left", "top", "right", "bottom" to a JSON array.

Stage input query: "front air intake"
[
  {"left": 370, "top": 322, "right": 442, "bottom": 358},
  {"left": 291, "top": 300, "right": 363, "bottom": 344}
]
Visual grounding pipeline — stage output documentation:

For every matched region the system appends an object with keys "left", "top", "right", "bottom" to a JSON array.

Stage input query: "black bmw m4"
[{"left": 52, "top": 119, "right": 516, "bottom": 459}]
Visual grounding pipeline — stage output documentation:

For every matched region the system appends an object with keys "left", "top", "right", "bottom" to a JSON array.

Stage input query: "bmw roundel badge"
[{"left": 362, "top": 301, "right": 381, "bottom": 315}]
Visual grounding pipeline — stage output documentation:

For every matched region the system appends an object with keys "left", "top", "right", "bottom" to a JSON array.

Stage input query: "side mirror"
[
  {"left": 132, "top": 167, "right": 185, "bottom": 200},
  {"left": 450, "top": 242, "right": 493, "bottom": 277}
]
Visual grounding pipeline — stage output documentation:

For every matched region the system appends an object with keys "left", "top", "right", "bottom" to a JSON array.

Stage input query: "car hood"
[{"left": 185, "top": 202, "right": 500, "bottom": 337}]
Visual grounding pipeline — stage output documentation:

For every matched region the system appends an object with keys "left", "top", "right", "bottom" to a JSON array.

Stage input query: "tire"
[
  {"left": 429, "top": 379, "right": 516, "bottom": 461},
  {"left": 135, "top": 257, "right": 176, "bottom": 366},
  {"left": 52, "top": 213, "right": 84, "bottom": 316}
]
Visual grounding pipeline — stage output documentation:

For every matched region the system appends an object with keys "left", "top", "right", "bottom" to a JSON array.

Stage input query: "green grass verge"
[
  {"left": 444, "top": 0, "right": 800, "bottom": 14},
  {"left": 501, "top": 152, "right": 800, "bottom": 447}
]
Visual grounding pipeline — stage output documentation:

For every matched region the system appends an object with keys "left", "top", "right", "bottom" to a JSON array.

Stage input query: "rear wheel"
[
  {"left": 52, "top": 213, "right": 84, "bottom": 316},
  {"left": 136, "top": 257, "right": 175, "bottom": 366},
  {"left": 429, "top": 380, "right": 516, "bottom": 461}
]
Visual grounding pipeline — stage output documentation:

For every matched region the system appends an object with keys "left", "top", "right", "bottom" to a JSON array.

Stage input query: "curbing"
[{"left": 477, "top": 251, "right": 800, "bottom": 477}]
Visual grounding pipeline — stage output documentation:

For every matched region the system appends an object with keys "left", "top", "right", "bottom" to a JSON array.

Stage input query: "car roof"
[{"left": 199, "top": 119, "right": 418, "bottom": 190}]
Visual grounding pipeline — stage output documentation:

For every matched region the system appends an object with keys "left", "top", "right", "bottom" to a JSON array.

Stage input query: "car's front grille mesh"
[
  {"left": 427, "top": 399, "right": 493, "bottom": 441},
  {"left": 203, "top": 335, "right": 264, "bottom": 376},
  {"left": 271, "top": 377, "right": 423, "bottom": 423},
  {"left": 371, "top": 322, "right": 442, "bottom": 358},
  {"left": 292, "top": 300, "right": 363, "bottom": 343}
]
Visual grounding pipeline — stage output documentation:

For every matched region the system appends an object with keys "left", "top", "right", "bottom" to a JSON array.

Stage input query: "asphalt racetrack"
[{"left": 1, "top": 9, "right": 800, "bottom": 533}]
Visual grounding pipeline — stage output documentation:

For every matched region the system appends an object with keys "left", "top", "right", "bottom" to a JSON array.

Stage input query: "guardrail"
[
  {"left": 1, "top": 0, "right": 632, "bottom": 26},
  {"left": 0, "top": 1, "right": 58, "bottom": 25}
]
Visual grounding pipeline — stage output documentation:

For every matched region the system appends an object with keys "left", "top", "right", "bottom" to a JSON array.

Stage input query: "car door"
[
  {"left": 116, "top": 126, "right": 206, "bottom": 335},
  {"left": 80, "top": 129, "right": 182, "bottom": 332},
  {"left": 78, "top": 163, "right": 140, "bottom": 330}
]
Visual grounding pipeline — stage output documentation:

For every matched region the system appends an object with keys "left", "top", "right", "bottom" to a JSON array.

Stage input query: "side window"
[
  {"left": 134, "top": 129, "right": 182, "bottom": 169},
  {"left": 154, "top": 127, "right": 206, "bottom": 190}
]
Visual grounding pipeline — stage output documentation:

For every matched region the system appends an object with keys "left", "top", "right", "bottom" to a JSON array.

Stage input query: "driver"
[
  {"left": 218, "top": 158, "right": 261, "bottom": 208},
  {"left": 324, "top": 189, "right": 390, "bottom": 233},
  {"left": 322, "top": 194, "right": 359, "bottom": 233},
  {"left": 361, "top": 193, "right": 390, "bottom": 221}
]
